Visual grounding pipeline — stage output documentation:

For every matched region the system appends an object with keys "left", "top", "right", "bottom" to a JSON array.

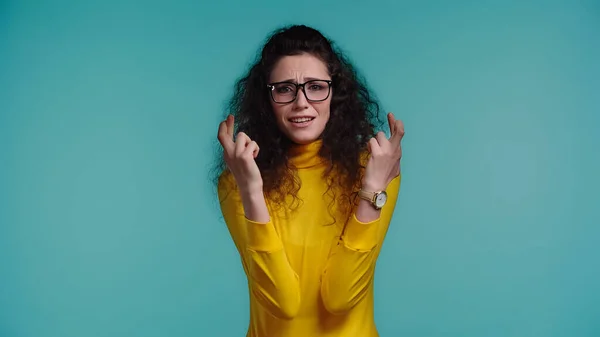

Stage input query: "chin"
[
  {"left": 286, "top": 131, "right": 321, "bottom": 145},
  {"left": 289, "top": 135, "right": 317, "bottom": 145}
]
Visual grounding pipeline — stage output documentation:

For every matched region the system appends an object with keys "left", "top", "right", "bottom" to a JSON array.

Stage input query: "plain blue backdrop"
[{"left": 1, "top": 1, "right": 599, "bottom": 336}]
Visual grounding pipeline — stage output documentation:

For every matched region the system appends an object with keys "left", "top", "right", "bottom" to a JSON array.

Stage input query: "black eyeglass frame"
[{"left": 266, "top": 80, "right": 333, "bottom": 103}]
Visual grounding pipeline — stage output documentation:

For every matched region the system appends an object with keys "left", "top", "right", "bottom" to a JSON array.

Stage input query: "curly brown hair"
[{"left": 213, "top": 24, "right": 383, "bottom": 217}]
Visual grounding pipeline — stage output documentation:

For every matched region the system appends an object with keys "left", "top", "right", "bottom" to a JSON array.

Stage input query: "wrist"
[
  {"left": 361, "top": 181, "right": 385, "bottom": 192},
  {"left": 240, "top": 189, "right": 270, "bottom": 223},
  {"left": 240, "top": 187, "right": 264, "bottom": 205},
  {"left": 355, "top": 197, "right": 381, "bottom": 223},
  {"left": 239, "top": 182, "right": 263, "bottom": 197}
]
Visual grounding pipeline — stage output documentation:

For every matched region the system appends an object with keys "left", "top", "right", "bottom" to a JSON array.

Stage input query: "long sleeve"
[
  {"left": 320, "top": 174, "right": 401, "bottom": 314},
  {"left": 218, "top": 173, "right": 301, "bottom": 319}
]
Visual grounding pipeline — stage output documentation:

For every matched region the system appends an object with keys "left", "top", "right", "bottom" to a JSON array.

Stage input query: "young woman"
[{"left": 216, "top": 24, "right": 404, "bottom": 337}]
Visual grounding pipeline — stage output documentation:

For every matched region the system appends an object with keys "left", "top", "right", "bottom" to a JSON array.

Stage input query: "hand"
[
  {"left": 362, "top": 112, "right": 404, "bottom": 192},
  {"left": 217, "top": 115, "right": 263, "bottom": 195}
]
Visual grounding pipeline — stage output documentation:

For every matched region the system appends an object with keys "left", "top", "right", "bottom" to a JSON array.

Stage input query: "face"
[{"left": 268, "top": 53, "right": 332, "bottom": 145}]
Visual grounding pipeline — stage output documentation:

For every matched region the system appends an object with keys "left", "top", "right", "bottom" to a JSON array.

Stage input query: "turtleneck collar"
[{"left": 288, "top": 139, "right": 326, "bottom": 169}]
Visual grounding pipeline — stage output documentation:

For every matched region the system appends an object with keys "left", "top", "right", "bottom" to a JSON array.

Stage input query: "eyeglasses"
[{"left": 267, "top": 80, "right": 332, "bottom": 104}]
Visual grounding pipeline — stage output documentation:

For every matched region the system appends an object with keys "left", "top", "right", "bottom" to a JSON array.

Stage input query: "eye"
[
  {"left": 308, "top": 84, "right": 324, "bottom": 91},
  {"left": 274, "top": 84, "right": 295, "bottom": 94}
]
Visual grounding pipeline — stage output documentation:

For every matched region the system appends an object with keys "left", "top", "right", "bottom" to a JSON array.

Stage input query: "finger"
[
  {"left": 368, "top": 137, "right": 382, "bottom": 156},
  {"left": 398, "top": 120, "right": 405, "bottom": 138},
  {"left": 226, "top": 115, "right": 235, "bottom": 139},
  {"left": 235, "top": 132, "right": 251, "bottom": 157},
  {"left": 244, "top": 141, "right": 260, "bottom": 159},
  {"left": 218, "top": 120, "right": 234, "bottom": 153},
  {"left": 375, "top": 131, "right": 388, "bottom": 147},
  {"left": 390, "top": 120, "right": 405, "bottom": 145},
  {"left": 387, "top": 112, "right": 396, "bottom": 137},
  {"left": 253, "top": 143, "right": 260, "bottom": 158}
]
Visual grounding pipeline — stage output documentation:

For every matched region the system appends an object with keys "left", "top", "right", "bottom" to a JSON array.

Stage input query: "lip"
[{"left": 288, "top": 116, "right": 316, "bottom": 128}]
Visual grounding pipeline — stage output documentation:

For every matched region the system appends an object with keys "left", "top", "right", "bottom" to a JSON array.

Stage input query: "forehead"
[{"left": 269, "top": 53, "right": 329, "bottom": 82}]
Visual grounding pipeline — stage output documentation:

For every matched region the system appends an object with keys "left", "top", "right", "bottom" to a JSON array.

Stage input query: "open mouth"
[{"left": 289, "top": 117, "right": 315, "bottom": 124}]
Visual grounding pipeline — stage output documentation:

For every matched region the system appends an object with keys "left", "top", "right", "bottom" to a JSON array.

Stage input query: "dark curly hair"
[{"left": 214, "top": 24, "right": 383, "bottom": 218}]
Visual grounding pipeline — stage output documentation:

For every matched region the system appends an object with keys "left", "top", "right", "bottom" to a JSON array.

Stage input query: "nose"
[{"left": 293, "top": 87, "right": 309, "bottom": 110}]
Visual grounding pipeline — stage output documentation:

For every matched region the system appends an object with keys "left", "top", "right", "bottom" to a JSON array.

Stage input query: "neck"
[{"left": 288, "top": 139, "right": 326, "bottom": 169}]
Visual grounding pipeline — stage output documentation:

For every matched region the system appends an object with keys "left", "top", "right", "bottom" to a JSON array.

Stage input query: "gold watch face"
[{"left": 374, "top": 191, "right": 387, "bottom": 209}]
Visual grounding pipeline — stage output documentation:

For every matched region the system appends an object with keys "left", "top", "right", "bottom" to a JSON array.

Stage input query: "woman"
[{"left": 216, "top": 24, "right": 404, "bottom": 337}]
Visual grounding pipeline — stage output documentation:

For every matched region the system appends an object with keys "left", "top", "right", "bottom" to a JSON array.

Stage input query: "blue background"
[{"left": 1, "top": 1, "right": 599, "bottom": 336}]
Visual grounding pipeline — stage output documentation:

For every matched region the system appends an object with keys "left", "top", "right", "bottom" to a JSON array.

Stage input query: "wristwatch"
[{"left": 358, "top": 189, "right": 387, "bottom": 210}]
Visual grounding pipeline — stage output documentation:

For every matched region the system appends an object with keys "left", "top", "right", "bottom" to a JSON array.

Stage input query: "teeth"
[{"left": 290, "top": 117, "right": 313, "bottom": 123}]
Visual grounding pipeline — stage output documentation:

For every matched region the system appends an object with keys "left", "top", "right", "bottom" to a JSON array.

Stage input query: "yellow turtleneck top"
[{"left": 218, "top": 140, "right": 401, "bottom": 337}]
